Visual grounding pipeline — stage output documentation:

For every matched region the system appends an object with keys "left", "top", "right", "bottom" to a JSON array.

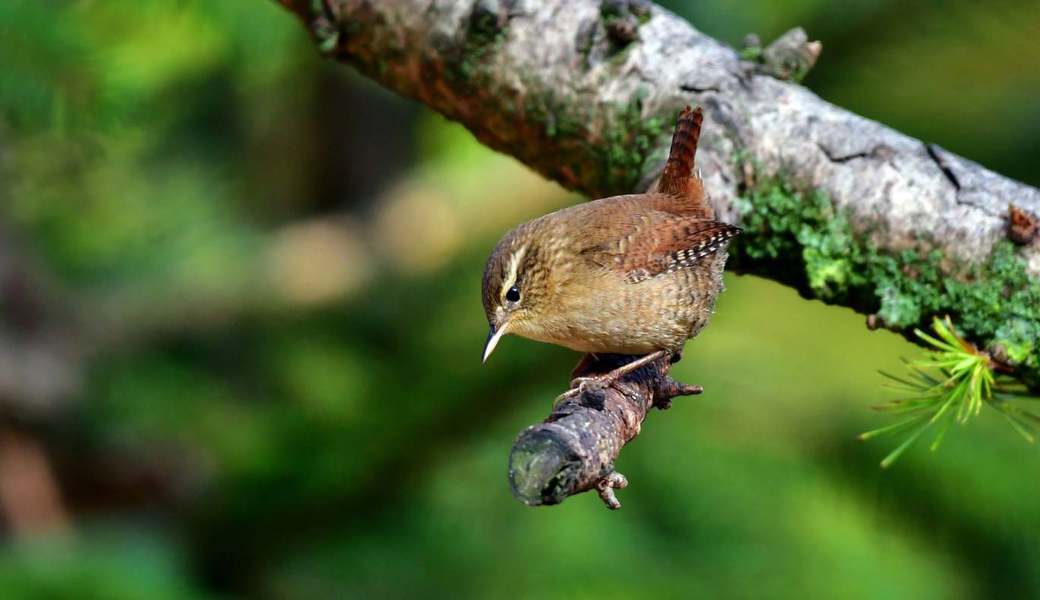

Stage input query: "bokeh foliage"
[{"left": 1, "top": 0, "right": 1038, "bottom": 598}]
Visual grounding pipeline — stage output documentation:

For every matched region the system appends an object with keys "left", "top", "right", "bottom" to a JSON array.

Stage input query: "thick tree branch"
[
  {"left": 276, "top": 0, "right": 1040, "bottom": 505},
  {"left": 277, "top": 0, "right": 1040, "bottom": 370}
]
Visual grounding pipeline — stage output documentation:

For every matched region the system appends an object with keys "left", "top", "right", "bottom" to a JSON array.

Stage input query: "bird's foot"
[
  {"left": 553, "top": 350, "right": 670, "bottom": 408},
  {"left": 601, "top": 350, "right": 670, "bottom": 381},
  {"left": 552, "top": 375, "right": 608, "bottom": 407}
]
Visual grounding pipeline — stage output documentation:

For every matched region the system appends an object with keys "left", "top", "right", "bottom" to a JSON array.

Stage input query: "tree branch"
[
  {"left": 277, "top": 0, "right": 1040, "bottom": 375},
  {"left": 509, "top": 354, "right": 700, "bottom": 509},
  {"left": 275, "top": 0, "right": 1040, "bottom": 506}
]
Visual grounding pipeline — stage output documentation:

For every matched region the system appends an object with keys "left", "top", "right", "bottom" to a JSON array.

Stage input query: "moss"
[
  {"left": 523, "top": 94, "right": 581, "bottom": 141},
  {"left": 454, "top": 38, "right": 501, "bottom": 82},
  {"left": 594, "top": 88, "right": 668, "bottom": 193},
  {"left": 996, "top": 318, "right": 1037, "bottom": 365},
  {"left": 467, "top": 0, "right": 507, "bottom": 46},
  {"left": 306, "top": 0, "right": 340, "bottom": 56},
  {"left": 739, "top": 45, "right": 763, "bottom": 62},
  {"left": 599, "top": 0, "right": 627, "bottom": 19},
  {"left": 600, "top": 0, "right": 652, "bottom": 24},
  {"left": 513, "top": 86, "right": 670, "bottom": 197},
  {"left": 444, "top": 1, "right": 509, "bottom": 83},
  {"left": 633, "top": 6, "right": 652, "bottom": 25},
  {"left": 599, "top": 0, "right": 644, "bottom": 52},
  {"left": 731, "top": 173, "right": 1040, "bottom": 386}
]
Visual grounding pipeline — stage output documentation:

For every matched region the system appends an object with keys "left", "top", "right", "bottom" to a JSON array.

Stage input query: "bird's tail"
[{"left": 656, "top": 106, "right": 712, "bottom": 218}]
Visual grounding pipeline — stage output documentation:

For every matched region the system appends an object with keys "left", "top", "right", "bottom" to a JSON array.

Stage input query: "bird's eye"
[{"left": 505, "top": 285, "right": 520, "bottom": 303}]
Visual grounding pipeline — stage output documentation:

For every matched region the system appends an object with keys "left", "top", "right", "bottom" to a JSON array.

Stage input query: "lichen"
[{"left": 731, "top": 173, "right": 1040, "bottom": 388}]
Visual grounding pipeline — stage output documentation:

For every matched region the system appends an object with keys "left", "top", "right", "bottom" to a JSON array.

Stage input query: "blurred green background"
[{"left": 1, "top": 1, "right": 1039, "bottom": 598}]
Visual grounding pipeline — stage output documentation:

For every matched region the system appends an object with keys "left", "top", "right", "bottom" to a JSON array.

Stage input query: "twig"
[{"left": 508, "top": 354, "right": 701, "bottom": 508}]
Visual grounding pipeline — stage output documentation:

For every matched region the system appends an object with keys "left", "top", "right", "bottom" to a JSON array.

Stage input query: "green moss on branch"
[
  {"left": 503, "top": 87, "right": 672, "bottom": 197},
  {"left": 731, "top": 175, "right": 1040, "bottom": 388}
]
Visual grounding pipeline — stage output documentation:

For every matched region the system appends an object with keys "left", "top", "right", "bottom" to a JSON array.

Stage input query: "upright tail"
[{"left": 656, "top": 106, "right": 712, "bottom": 218}]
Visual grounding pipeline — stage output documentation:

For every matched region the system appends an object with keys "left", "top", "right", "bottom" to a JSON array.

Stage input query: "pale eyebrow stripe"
[{"left": 500, "top": 245, "right": 527, "bottom": 300}]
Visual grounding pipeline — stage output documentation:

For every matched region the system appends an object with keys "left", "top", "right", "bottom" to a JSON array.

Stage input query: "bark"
[{"left": 276, "top": 0, "right": 1040, "bottom": 506}]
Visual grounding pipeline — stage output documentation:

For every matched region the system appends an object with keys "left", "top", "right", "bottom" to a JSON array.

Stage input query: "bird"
[{"left": 480, "top": 105, "right": 741, "bottom": 394}]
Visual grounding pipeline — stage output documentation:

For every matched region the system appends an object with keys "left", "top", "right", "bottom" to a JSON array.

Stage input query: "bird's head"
[{"left": 480, "top": 223, "right": 557, "bottom": 362}]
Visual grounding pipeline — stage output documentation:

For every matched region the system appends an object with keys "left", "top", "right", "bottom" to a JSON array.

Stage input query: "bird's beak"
[{"left": 482, "top": 323, "right": 507, "bottom": 363}]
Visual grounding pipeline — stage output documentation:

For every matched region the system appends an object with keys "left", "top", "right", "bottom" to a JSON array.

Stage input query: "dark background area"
[{"left": 1, "top": 1, "right": 1039, "bottom": 598}]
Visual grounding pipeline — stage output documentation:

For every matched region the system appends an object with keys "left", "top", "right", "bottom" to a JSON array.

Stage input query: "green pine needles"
[{"left": 862, "top": 316, "right": 1040, "bottom": 468}]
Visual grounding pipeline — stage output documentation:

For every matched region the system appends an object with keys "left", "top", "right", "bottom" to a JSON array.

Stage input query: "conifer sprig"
[{"left": 862, "top": 316, "right": 1039, "bottom": 467}]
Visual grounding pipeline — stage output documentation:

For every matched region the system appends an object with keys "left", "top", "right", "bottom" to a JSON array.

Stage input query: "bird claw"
[
  {"left": 569, "top": 375, "right": 609, "bottom": 392},
  {"left": 551, "top": 389, "right": 578, "bottom": 408},
  {"left": 596, "top": 471, "right": 628, "bottom": 509},
  {"left": 552, "top": 375, "right": 609, "bottom": 408}
]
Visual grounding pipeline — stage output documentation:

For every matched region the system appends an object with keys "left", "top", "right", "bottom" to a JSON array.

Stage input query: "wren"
[{"left": 481, "top": 106, "right": 740, "bottom": 389}]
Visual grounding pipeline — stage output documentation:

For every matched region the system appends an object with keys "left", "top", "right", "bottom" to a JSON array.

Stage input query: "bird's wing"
[{"left": 580, "top": 211, "right": 741, "bottom": 283}]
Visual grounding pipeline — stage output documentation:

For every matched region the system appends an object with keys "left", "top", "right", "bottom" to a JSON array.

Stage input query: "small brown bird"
[{"left": 481, "top": 106, "right": 740, "bottom": 389}]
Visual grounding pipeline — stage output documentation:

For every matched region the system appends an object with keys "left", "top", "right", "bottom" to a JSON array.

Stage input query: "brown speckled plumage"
[{"left": 482, "top": 106, "right": 740, "bottom": 359}]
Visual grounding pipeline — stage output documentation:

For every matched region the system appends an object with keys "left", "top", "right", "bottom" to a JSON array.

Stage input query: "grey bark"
[
  {"left": 278, "top": 0, "right": 1039, "bottom": 272},
  {"left": 276, "top": 0, "right": 1040, "bottom": 507}
]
